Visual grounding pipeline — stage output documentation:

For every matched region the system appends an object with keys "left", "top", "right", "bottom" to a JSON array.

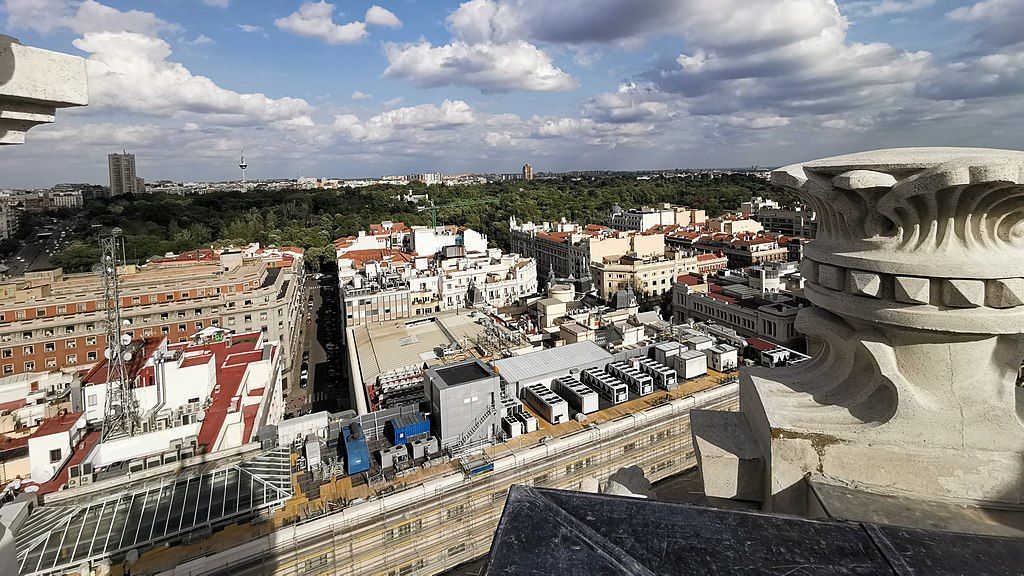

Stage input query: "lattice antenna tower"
[{"left": 99, "top": 228, "right": 142, "bottom": 440}]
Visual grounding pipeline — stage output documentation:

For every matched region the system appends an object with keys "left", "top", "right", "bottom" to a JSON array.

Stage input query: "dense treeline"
[{"left": 52, "top": 174, "right": 795, "bottom": 272}]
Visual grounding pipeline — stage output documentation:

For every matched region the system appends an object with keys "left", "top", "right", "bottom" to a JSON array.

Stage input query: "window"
[
  {"left": 65, "top": 340, "right": 76, "bottom": 349},
  {"left": 22, "top": 345, "right": 33, "bottom": 355},
  {"left": 131, "top": 297, "right": 140, "bottom": 305},
  {"left": 2, "top": 365, "right": 11, "bottom": 375},
  {"left": 45, "top": 358, "right": 56, "bottom": 368},
  {"left": 44, "top": 342, "right": 55, "bottom": 352},
  {"left": 22, "top": 331, "right": 32, "bottom": 340},
  {"left": 86, "top": 336, "right": 97, "bottom": 346},
  {"left": 24, "top": 361, "right": 34, "bottom": 371},
  {"left": 66, "top": 354, "right": 77, "bottom": 364},
  {"left": 49, "top": 449, "right": 62, "bottom": 464},
  {"left": 243, "top": 315, "right": 251, "bottom": 323},
  {"left": 87, "top": 394, "right": 98, "bottom": 407},
  {"left": 166, "top": 293, "right": 174, "bottom": 301},
  {"left": 161, "top": 326, "right": 170, "bottom": 334},
  {"left": 177, "top": 324, "right": 186, "bottom": 332},
  {"left": 1, "top": 349, "right": 10, "bottom": 358},
  {"left": 87, "top": 351, "right": 97, "bottom": 361},
  {"left": 64, "top": 325, "right": 75, "bottom": 334},
  {"left": 36, "top": 308, "right": 45, "bottom": 317},
  {"left": 194, "top": 321, "right": 203, "bottom": 330}
]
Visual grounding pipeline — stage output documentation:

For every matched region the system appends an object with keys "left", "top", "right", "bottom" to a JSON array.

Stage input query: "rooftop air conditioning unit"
[
  {"left": 80, "top": 473, "right": 93, "bottom": 485},
  {"left": 66, "top": 477, "right": 80, "bottom": 489}
]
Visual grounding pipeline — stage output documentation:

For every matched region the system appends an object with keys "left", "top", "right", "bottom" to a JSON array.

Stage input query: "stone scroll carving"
[{"left": 745, "top": 148, "right": 1024, "bottom": 509}]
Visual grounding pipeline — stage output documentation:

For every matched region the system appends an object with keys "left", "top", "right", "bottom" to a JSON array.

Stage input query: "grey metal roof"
[{"left": 492, "top": 341, "right": 612, "bottom": 384}]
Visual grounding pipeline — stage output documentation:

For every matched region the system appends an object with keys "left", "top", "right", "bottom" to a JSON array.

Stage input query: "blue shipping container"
[
  {"left": 342, "top": 423, "right": 370, "bottom": 475},
  {"left": 385, "top": 415, "right": 430, "bottom": 446}
]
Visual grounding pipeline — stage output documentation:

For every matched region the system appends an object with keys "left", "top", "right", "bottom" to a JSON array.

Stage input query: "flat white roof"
[{"left": 492, "top": 341, "right": 611, "bottom": 385}]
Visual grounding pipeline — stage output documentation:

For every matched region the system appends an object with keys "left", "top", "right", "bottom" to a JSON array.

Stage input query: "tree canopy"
[{"left": 52, "top": 174, "right": 794, "bottom": 272}]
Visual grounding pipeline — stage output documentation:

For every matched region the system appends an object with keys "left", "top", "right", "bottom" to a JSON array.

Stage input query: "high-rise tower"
[
  {"left": 522, "top": 163, "right": 533, "bottom": 181},
  {"left": 108, "top": 150, "right": 139, "bottom": 196}
]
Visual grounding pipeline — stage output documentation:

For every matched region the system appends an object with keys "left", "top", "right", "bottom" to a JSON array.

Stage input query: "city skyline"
[{"left": 1, "top": 0, "right": 1022, "bottom": 188}]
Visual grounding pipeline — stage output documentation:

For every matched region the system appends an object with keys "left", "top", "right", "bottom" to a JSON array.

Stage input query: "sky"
[{"left": 1, "top": 0, "right": 1023, "bottom": 187}]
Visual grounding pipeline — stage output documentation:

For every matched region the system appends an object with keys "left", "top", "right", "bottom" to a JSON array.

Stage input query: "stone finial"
[
  {"left": 696, "top": 147, "right": 1024, "bottom": 514},
  {"left": 1, "top": 38, "right": 89, "bottom": 145}
]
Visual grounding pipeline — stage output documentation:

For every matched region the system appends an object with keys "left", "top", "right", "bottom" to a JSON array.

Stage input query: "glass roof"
[{"left": 16, "top": 447, "right": 292, "bottom": 576}]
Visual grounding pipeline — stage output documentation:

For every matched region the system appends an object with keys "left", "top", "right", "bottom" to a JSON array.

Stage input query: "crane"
[{"left": 417, "top": 197, "right": 499, "bottom": 227}]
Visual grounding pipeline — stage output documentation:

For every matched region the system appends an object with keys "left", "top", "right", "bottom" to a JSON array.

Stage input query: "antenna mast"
[
  {"left": 239, "top": 148, "right": 248, "bottom": 191},
  {"left": 100, "top": 228, "right": 141, "bottom": 440}
]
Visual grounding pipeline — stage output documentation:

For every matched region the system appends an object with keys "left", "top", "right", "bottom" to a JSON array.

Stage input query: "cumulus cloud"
[
  {"left": 73, "top": 31, "right": 311, "bottom": 124},
  {"left": 383, "top": 0, "right": 577, "bottom": 92},
  {"left": 948, "top": 0, "right": 1024, "bottom": 48},
  {"left": 274, "top": 1, "right": 367, "bottom": 44},
  {"left": 365, "top": 5, "right": 402, "bottom": 28},
  {"left": 350, "top": 90, "right": 373, "bottom": 100},
  {"left": 333, "top": 100, "right": 477, "bottom": 142},
  {"left": 274, "top": 2, "right": 401, "bottom": 44},
  {"left": 185, "top": 34, "right": 215, "bottom": 46},
  {"left": 3, "top": 0, "right": 178, "bottom": 35},
  {"left": 237, "top": 23, "right": 264, "bottom": 33}
]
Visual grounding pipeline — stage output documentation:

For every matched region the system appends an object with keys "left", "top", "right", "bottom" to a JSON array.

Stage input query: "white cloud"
[
  {"left": 382, "top": 0, "right": 576, "bottom": 93},
  {"left": 185, "top": 34, "right": 215, "bottom": 46},
  {"left": 274, "top": 1, "right": 368, "bottom": 44},
  {"left": 73, "top": 31, "right": 311, "bottom": 124},
  {"left": 33, "top": 122, "right": 162, "bottom": 146},
  {"left": 334, "top": 100, "right": 477, "bottom": 142},
  {"left": 3, "top": 0, "right": 178, "bottom": 35},
  {"left": 365, "top": 5, "right": 402, "bottom": 28},
  {"left": 237, "top": 23, "right": 264, "bottom": 33},
  {"left": 350, "top": 90, "right": 373, "bottom": 100},
  {"left": 947, "top": 0, "right": 1024, "bottom": 48},
  {"left": 384, "top": 39, "right": 577, "bottom": 93}
]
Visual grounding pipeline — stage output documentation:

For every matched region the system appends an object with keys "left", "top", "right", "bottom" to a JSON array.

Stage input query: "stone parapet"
[{"left": 0, "top": 36, "right": 89, "bottom": 145}]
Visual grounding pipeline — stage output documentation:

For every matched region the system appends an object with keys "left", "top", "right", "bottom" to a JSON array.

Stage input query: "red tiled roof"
[
  {"left": 341, "top": 249, "right": 416, "bottom": 269},
  {"left": 36, "top": 430, "right": 100, "bottom": 494},
  {"left": 0, "top": 434, "right": 28, "bottom": 452},
  {"left": 676, "top": 274, "right": 705, "bottom": 286},
  {"left": 696, "top": 252, "right": 726, "bottom": 262},
  {"left": 180, "top": 353, "right": 214, "bottom": 368},
  {"left": 536, "top": 231, "right": 571, "bottom": 244},
  {"left": 746, "top": 337, "right": 776, "bottom": 352},
  {"left": 30, "top": 412, "right": 83, "bottom": 438},
  {"left": 0, "top": 398, "right": 25, "bottom": 412},
  {"left": 152, "top": 248, "right": 217, "bottom": 264},
  {"left": 241, "top": 403, "right": 259, "bottom": 444}
]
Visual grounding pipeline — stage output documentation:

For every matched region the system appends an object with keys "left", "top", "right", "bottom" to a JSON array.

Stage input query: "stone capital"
[{"left": 0, "top": 37, "right": 89, "bottom": 145}]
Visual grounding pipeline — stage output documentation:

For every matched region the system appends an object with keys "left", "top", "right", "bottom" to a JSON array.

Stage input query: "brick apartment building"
[{"left": 0, "top": 245, "right": 304, "bottom": 385}]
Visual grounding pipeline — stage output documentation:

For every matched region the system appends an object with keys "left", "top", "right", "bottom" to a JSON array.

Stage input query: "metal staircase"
[{"left": 450, "top": 404, "right": 495, "bottom": 455}]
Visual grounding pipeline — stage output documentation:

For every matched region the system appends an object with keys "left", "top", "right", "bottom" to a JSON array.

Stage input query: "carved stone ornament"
[{"left": 718, "top": 148, "right": 1024, "bottom": 512}]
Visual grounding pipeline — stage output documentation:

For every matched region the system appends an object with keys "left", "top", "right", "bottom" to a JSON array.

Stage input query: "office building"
[
  {"left": 522, "top": 163, "right": 533, "bottom": 181},
  {"left": 108, "top": 151, "right": 142, "bottom": 196}
]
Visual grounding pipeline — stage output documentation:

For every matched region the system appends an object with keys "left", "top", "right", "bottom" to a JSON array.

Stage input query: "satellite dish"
[
  {"left": 91, "top": 264, "right": 104, "bottom": 274},
  {"left": 125, "top": 549, "right": 139, "bottom": 565},
  {"left": 122, "top": 319, "right": 130, "bottom": 326},
  {"left": 197, "top": 409, "right": 206, "bottom": 422},
  {"left": 122, "top": 352, "right": 132, "bottom": 362},
  {"left": 103, "top": 349, "right": 111, "bottom": 360},
  {"left": 120, "top": 334, "right": 132, "bottom": 346},
  {"left": 110, "top": 227, "right": 123, "bottom": 237},
  {"left": 75, "top": 419, "right": 86, "bottom": 430}
]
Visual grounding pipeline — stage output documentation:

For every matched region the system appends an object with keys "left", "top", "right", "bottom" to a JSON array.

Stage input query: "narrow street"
[{"left": 284, "top": 262, "right": 350, "bottom": 417}]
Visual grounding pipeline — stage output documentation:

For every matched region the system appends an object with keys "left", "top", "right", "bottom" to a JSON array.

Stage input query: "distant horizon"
[{"left": 2, "top": 164, "right": 777, "bottom": 191}]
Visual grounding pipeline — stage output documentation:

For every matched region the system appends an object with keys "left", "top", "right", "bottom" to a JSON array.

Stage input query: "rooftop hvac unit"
[
  {"left": 66, "top": 477, "right": 80, "bottom": 489},
  {"left": 80, "top": 473, "right": 93, "bottom": 485},
  {"left": 144, "top": 455, "right": 161, "bottom": 469},
  {"left": 129, "top": 459, "right": 145, "bottom": 473}
]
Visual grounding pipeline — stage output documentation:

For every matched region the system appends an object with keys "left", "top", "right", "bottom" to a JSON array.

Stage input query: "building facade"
[
  {"left": 672, "top": 282, "right": 802, "bottom": 348},
  {"left": 0, "top": 245, "right": 304, "bottom": 385},
  {"left": 592, "top": 252, "right": 700, "bottom": 300}
]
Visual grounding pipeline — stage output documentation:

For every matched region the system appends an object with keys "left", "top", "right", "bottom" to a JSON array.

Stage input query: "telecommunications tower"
[
  {"left": 238, "top": 148, "right": 248, "bottom": 190},
  {"left": 99, "top": 228, "right": 142, "bottom": 440}
]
